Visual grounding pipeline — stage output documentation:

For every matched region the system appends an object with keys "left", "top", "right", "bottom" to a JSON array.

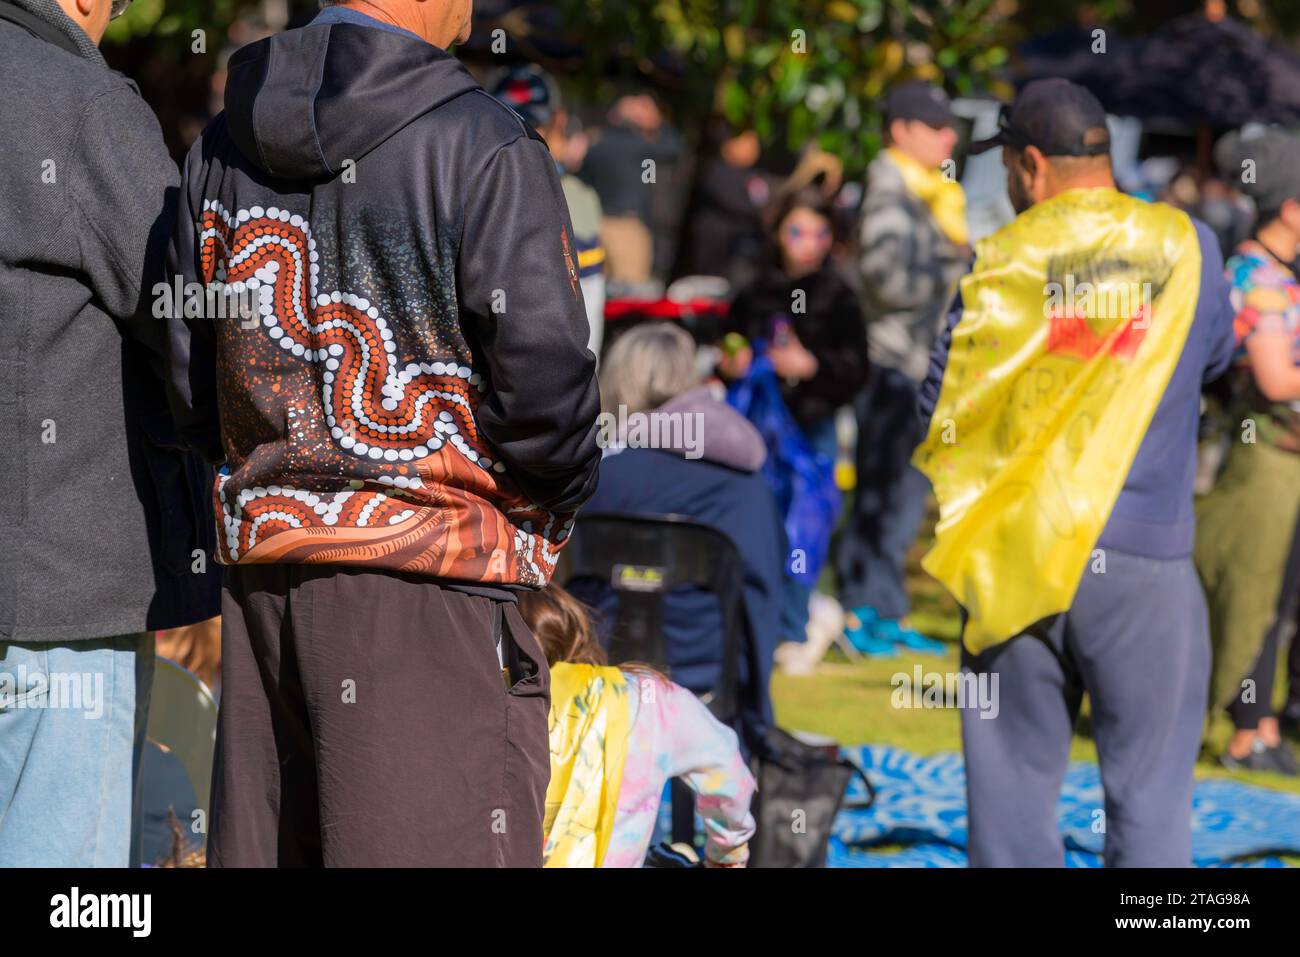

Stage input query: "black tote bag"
[{"left": 749, "top": 726, "right": 875, "bottom": 868}]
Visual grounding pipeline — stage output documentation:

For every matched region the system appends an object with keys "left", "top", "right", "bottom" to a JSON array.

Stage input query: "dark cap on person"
[
  {"left": 1214, "top": 126, "right": 1300, "bottom": 218},
  {"left": 885, "top": 80, "right": 954, "bottom": 129},
  {"left": 489, "top": 65, "right": 560, "bottom": 130},
  {"left": 969, "top": 78, "right": 1111, "bottom": 157}
]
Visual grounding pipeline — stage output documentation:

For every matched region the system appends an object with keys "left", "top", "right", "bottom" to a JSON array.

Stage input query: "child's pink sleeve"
[{"left": 645, "top": 676, "right": 757, "bottom": 865}]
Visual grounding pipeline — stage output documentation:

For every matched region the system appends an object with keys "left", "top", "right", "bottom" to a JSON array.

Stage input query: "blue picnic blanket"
[{"left": 830, "top": 745, "right": 1300, "bottom": 868}]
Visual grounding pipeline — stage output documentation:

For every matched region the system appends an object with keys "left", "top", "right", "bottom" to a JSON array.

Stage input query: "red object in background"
[{"left": 604, "top": 297, "right": 730, "bottom": 323}]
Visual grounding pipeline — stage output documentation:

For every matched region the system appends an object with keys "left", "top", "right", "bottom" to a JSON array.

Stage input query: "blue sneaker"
[
  {"left": 875, "top": 618, "right": 947, "bottom": 656},
  {"left": 844, "top": 607, "right": 898, "bottom": 658}
]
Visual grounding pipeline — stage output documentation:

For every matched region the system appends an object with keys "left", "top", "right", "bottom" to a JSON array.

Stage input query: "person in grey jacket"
[
  {"left": 837, "top": 81, "right": 969, "bottom": 657},
  {"left": 0, "top": 0, "right": 221, "bottom": 867}
]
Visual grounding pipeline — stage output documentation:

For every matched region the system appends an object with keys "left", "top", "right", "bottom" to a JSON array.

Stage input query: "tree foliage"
[
  {"left": 556, "top": 0, "right": 1017, "bottom": 172},
  {"left": 105, "top": 0, "right": 262, "bottom": 50}
]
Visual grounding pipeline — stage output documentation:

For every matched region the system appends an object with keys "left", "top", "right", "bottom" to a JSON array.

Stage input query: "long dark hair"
[
  {"left": 763, "top": 184, "right": 838, "bottom": 270},
  {"left": 516, "top": 583, "right": 667, "bottom": 683}
]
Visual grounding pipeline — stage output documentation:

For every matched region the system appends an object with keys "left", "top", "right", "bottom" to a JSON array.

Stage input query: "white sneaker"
[{"left": 775, "top": 593, "right": 845, "bottom": 675}]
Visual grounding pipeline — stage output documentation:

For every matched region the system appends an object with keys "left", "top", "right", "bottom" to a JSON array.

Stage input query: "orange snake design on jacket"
[{"left": 197, "top": 200, "right": 568, "bottom": 585}]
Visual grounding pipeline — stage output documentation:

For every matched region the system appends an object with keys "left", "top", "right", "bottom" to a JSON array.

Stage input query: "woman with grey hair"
[
  {"left": 570, "top": 321, "right": 785, "bottom": 755},
  {"left": 598, "top": 322, "right": 701, "bottom": 418},
  {"left": 597, "top": 323, "right": 765, "bottom": 470}
]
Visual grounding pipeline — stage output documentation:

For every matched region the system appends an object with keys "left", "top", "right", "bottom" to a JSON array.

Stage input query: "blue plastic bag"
[{"left": 727, "top": 351, "right": 840, "bottom": 585}]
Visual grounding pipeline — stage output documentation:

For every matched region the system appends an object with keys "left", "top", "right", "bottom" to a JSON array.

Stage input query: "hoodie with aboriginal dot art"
[{"left": 164, "top": 19, "right": 601, "bottom": 588}]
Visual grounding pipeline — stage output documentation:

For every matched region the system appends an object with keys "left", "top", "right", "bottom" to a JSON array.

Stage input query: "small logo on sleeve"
[{"left": 561, "top": 227, "right": 580, "bottom": 299}]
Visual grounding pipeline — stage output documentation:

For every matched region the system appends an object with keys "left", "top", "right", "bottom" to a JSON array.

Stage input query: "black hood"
[{"left": 223, "top": 22, "right": 480, "bottom": 180}]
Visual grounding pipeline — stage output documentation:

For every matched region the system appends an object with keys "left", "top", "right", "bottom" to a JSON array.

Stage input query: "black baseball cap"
[
  {"left": 885, "top": 81, "right": 954, "bottom": 129},
  {"left": 969, "top": 78, "right": 1111, "bottom": 157}
]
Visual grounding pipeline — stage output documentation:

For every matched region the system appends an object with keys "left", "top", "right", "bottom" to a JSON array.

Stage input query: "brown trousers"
[
  {"left": 208, "top": 563, "right": 550, "bottom": 867},
  {"left": 599, "top": 214, "right": 653, "bottom": 284}
]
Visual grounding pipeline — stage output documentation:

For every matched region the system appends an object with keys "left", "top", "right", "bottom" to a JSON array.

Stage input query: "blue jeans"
[{"left": 0, "top": 633, "right": 154, "bottom": 866}]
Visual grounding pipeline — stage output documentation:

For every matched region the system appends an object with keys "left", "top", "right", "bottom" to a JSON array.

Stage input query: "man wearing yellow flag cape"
[{"left": 915, "top": 80, "right": 1235, "bottom": 867}]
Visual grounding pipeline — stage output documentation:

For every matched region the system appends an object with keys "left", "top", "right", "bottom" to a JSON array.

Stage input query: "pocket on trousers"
[
  {"left": 0, "top": 643, "right": 50, "bottom": 709},
  {"left": 497, "top": 603, "right": 550, "bottom": 866},
  {"left": 500, "top": 604, "right": 548, "bottom": 699}
]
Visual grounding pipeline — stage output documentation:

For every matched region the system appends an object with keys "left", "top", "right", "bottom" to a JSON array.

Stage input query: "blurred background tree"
[
  {"left": 101, "top": 0, "right": 1300, "bottom": 164},
  {"left": 1012, "top": 0, "right": 1300, "bottom": 37},
  {"left": 103, "top": 0, "right": 270, "bottom": 157},
  {"left": 552, "top": 0, "right": 1017, "bottom": 176},
  {"left": 104, "top": 0, "right": 261, "bottom": 41}
]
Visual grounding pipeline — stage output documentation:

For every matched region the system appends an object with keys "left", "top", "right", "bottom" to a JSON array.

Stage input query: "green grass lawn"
[
  {"left": 772, "top": 646, "right": 1300, "bottom": 798},
  {"left": 771, "top": 495, "right": 1300, "bottom": 863}
]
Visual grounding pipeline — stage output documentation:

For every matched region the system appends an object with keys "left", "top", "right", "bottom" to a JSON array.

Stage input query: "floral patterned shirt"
[{"left": 1224, "top": 244, "right": 1300, "bottom": 452}]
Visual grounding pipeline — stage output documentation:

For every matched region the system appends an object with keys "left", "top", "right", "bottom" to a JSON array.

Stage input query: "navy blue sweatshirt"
[
  {"left": 565, "top": 390, "right": 785, "bottom": 756},
  {"left": 919, "top": 216, "right": 1235, "bottom": 561}
]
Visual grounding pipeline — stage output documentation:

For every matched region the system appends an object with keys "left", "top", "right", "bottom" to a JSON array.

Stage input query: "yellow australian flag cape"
[
  {"left": 542, "top": 662, "right": 631, "bottom": 868},
  {"left": 913, "top": 188, "right": 1202, "bottom": 654}
]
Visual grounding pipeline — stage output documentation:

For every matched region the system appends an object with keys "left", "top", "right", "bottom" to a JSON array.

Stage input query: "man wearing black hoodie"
[{"left": 166, "top": 0, "right": 602, "bottom": 866}]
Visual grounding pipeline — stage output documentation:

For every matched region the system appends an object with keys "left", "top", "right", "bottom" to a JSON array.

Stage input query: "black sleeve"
[
  {"left": 725, "top": 284, "right": 761, "bottom": 341},
  {"left": 1192, "top": 219, "right": 1236, "bottom": 383},
  {"left": 163, "top": 134, "right": 224, "bottom": 464},
  {"left": 919, "top": 290, "right": 964, "bottom": 433},
  {"left": 701, "top": 160, "right": 758, "bottom": 220},
  {"left": 799, "top": 280, "right": 870, "bottom": 408},
  {"left": 457, "top": 133, "right": 602, "bottom": 515}
]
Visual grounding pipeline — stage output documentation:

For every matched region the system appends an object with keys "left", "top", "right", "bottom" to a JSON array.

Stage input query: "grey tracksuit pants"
[{"left": 960, "top": 550, "right": 1210, "bottom": 867}]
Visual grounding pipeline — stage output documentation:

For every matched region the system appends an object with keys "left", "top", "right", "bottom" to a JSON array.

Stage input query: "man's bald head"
[
  {"left": 56, "top": 0, "right": 115, "bottom": 44},
  {"left": 321, "top": 0, "right": 473, "bottom": 48}
]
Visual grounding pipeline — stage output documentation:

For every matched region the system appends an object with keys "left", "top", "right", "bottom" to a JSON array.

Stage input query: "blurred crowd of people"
[
  {"left": 508, "top": 63, "right": 1300, "bottom": 866},
  {"left": 7, "top": 0, "right": 1300, "bottom": 872}
]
